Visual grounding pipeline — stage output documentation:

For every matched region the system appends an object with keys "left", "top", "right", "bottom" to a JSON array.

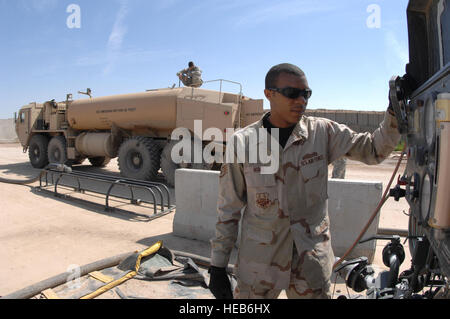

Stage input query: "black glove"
[{"left": 208, "top": 266, "right": 233, "bottom": 299}]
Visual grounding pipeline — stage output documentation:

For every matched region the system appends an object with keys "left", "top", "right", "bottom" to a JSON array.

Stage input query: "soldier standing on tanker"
[
  {"left": 177, "top": 61, "right": 203, "bottom": 88},
  {"left": 208, "top": 63, "right": 400, "bottom": 299}
]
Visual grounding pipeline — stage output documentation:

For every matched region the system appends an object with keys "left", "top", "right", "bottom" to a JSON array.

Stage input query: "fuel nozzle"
[
  {"left": 47, "top": 163, "right": 72, "bottom": 173},
  {"left": 333, "top": 257, "right": 376, "bottom": 292}
]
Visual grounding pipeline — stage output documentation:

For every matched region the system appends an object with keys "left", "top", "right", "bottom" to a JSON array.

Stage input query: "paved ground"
[{"left": 0, "top": 143, "right": 410, "bottom": 298}]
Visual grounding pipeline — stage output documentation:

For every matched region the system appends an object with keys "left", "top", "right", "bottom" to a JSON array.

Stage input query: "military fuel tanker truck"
[{"left": 14, "top": 81, "right": 264, "bottom": 186}]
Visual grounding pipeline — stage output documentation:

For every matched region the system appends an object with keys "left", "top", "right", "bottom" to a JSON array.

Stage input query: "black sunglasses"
[{"left": 268, "top": 87, "right": 312, "bottom": 100}]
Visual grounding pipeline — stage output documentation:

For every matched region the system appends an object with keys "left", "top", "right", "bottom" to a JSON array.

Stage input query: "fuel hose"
[
  {"left": 0, "top": 164, "right": 72, "bottom": 185},
  {"left": 333, "top": 145, "right": 407, "bottom": 270}
]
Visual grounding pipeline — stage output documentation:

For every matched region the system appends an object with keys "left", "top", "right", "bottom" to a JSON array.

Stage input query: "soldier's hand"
[
  {"left": 208, "top": 266, "right": 233, "bottom": 299},
  {"left": 387, "top": 100, "right": 395, "bottom": 116}
]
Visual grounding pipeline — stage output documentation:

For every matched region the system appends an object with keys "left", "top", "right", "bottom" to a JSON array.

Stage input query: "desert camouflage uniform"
[
  {"left": 210, "top": 111, "right": 400, "bottom": 299},
  {"left": 177, "top": 66, "right": 203, "bottom": 87},
  {"left": 331, "top": 157, "right": 347, "bottom": 179}
]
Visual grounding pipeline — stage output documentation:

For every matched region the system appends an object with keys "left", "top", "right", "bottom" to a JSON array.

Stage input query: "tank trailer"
[{"left": 14, "top": 83, "right": 264, "bottom": 186}]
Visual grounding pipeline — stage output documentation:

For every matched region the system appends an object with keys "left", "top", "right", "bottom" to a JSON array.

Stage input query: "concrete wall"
[
  {"left": 305, "top": 109, "right": 385, "bottom": 133},
  {"left": 0, "top": 119, "right": 18, "bottom": 143},
  {"left": 173, "top": 169, "right": 382, "bottom": 263}
]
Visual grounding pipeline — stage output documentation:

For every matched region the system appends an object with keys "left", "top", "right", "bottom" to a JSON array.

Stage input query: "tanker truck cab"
[
  {"left": 15, "top": 102, "right": 54, "bottom": 169},
  {"left": 15, "top": 103, "right": 46, "bottom": 152},
  {"left": 15, "top": 106, "right": 31, "bottom": 148}
]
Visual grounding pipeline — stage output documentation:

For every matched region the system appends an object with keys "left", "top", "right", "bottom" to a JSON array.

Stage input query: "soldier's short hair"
[
  {"left": 265, "top": 63, "right": 305, "bottom": 89},
  {"left": 188, "top": 61, "right": 194, "bottom": 67}
]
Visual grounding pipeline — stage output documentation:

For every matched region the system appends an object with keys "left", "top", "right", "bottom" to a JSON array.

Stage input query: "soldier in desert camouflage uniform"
[
  {"left": 177, "top": 61, "right": 203, "bottom": 88},
  {"left": 208, "top": 63, "right": 400, "bottom": 299}
]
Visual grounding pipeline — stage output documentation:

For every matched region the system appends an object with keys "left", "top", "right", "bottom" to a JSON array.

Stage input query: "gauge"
[
  {"left": 424, "top": 98, "right": 435, "bottom": 148},
  {"left": 420, "top": 173, "right": 432, "bottom": 222}
]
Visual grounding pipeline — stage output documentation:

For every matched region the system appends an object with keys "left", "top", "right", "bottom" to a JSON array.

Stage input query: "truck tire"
[
  {"left": 47, "top": 135, "right": 69, "bottom": 165},
  {"left": 160, "top": 141, "right": 179, "bottom": 188},
  {"left": 88, "top": 157, "right": 111, "bottom": 167},
  {"left": 117, "top": 137, "right": 161, "bottom": 181},
  {"left": 28, "top": 134, "right": 49, "bottom": 168},
  {"left": 160, "top": 140, "right": 214, "bottom": 188}
]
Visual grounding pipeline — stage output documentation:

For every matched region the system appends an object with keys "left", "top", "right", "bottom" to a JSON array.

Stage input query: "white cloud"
[
  {"left": 104, "top": 0, "right": 129, "bottom": 75},
  {"left": 19, "top": 0, "right": 58, "bottom": 13},
  {"left": 384, "top": 30, "right": 409, "bottom": 71},
  {"left": 233, "top": 0, "right": 337, "bottom": 28}
]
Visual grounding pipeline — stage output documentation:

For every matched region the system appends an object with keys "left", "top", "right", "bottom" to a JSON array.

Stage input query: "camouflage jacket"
[
  {"left": 210, "top": 111, "right": 400, "bottom": 290},
  {"left": 177, "top": 66, "right": 203, "bottom": 84}
]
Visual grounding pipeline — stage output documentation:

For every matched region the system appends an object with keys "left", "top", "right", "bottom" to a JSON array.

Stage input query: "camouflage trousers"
[
  {"left": 179, "top": 75, "right": 203, "bottom": 88},
  {"left": 234, "top": 247, "right": 332, "bottom": 299}
]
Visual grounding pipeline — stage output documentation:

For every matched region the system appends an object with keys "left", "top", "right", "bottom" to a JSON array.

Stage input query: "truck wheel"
[
  {"left": 160, "top": 141, "right": 179, "bottom": 188},
  {"left": 117, "top": 137, "right": 161, "bottom": 180},
  {"left": 88, "top": 157, "right": 111, "bottom": 167},
  {"left": 160, "top": 140, "right": 214, "bottom": 188},
  {"left": 28, "top": 134, "right": 49, "bottom": 168},
  {"left": 47, "top": 135, "right": 69, "bottom": 165}
]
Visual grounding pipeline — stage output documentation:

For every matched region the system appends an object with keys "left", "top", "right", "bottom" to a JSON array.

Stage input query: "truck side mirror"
[{"left": 14, "top": 112, "right": 17, "bottom": 123}]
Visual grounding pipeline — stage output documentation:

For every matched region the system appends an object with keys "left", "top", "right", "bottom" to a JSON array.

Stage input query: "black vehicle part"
[
  {"left": 160, "top": 140, "right": 179, "bottom": 188},
  {"left": 47, "top": 135, "right": 69, "bottom": 165},
  {"left": 88, "top": 156, "right": 111, "bottom": 167},
  {"left": 160, "top": 139, "right": 214, "bottom": 188},
  {"left": 28, "top": 134, "right": 49, "bottom": 168},
  {"left": 334, "top": 257, "right": 375, "bottom": 293},
  {"left": 381, "top": 237, "right": 406, "bottom": 288},
  {"left": 118, "top": 137, "right": 161, "bottom": 181}
]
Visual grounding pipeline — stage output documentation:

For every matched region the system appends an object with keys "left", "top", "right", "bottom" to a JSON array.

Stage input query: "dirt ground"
[{"left": 0, "top": 143, "right": 411, "bottom": 298}]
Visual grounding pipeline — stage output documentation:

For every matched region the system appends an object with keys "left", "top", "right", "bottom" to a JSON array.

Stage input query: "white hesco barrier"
[
  {"left": 0, "top": 119, "right": 18, "bottom": 143},
  {"left": 173, "top": 169, "right": 382, "bottom": 262}
]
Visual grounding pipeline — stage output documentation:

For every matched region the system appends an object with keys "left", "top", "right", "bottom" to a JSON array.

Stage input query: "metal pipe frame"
[{"left": 38, "top": 169, "right": 175, "bottom": 219}]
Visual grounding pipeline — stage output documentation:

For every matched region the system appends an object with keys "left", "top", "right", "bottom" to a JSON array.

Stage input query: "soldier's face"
[{"left": 264, "top": 72, "right": 310, "bottom": 128}]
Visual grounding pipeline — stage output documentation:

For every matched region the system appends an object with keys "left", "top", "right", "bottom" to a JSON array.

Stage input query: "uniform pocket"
[
  {"left": 246, "top": 225, "right": 274, "bottom": 244},
  {"left": 244, "top": 165, "right": 278, "bottom": 215},
  {"left": 300, "top": 162, "right": 328, "bottom": 207},
  {"left": 245, "top": 165, "right": 277, "bottom": 188}
]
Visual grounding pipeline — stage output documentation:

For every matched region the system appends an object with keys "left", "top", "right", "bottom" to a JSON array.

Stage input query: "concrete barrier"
[
  {"left": 173, "top": 169, "right": 221, "bottom": 242},
  {"left": 173, "top": 169, "right": 383, "bottom": 263},
  {"left": 327, "top": 179, "right": 382, "bottom": 262},
  {"left": 0, "top": 119, "right": 18, "bottom": 143}
]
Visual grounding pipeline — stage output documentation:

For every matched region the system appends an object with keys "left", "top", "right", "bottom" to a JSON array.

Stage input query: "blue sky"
[{"left": 0, "top": 0, "right": 409, "bottom": 119}]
